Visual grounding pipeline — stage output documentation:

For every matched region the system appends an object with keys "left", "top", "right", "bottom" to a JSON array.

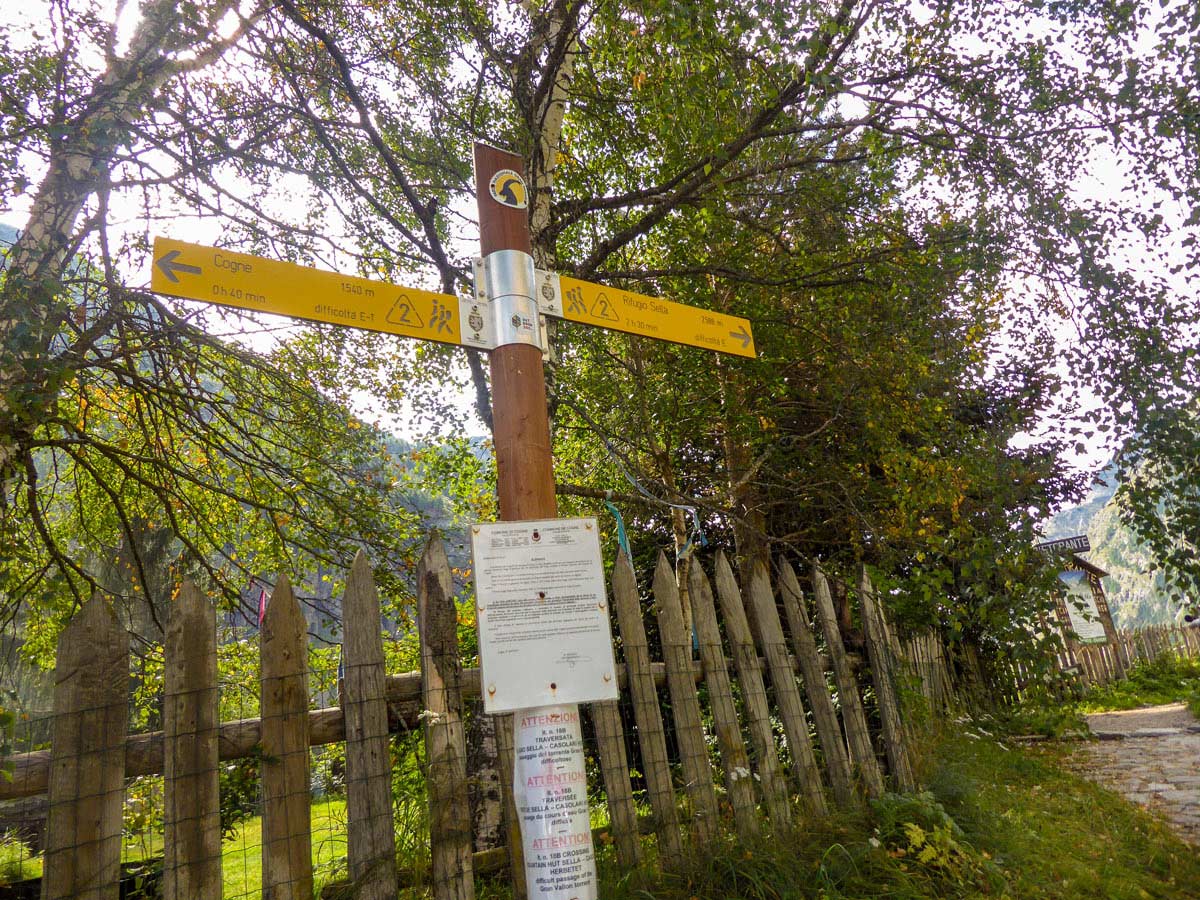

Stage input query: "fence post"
[
  {"left": 588, "top": 699, "right": 641, "bottom": 867},
  {"left": 777, "top": 560, "right": 856, "bottom": 808},
  {"left": 858, "top": 569, "right": 916, "bottom": 793},
  {"left": 652, "top": 552, "right": 719, "bottom": 844},
  {"left": 41, "top": 595, "right": 128, "bottom": 900},
  {"left": 261, "top": 575, "right": 314, "bottom": 900},
  {"left": 689, "top": 563, "right": 760, "bottom": 841},
  {"left": 813, "top": 567, "right": 884, "bottom": 799},
  {"left": 746, "top": 562, "right": 827, "bottom": 815},
  {"left": 418, "top": 536, "right": 475, "bottom": 900},
  {"left": 164, "top": 581, "right": 221, "bottom": 900},
  {"left": 933, "top": 634, "right": 955, "bottom": 711},
  {"left": 342, "top": 552, "right": 399, "bottom": 900},
  {"left": 610, "top": 550, "right": 684, "bottom": 868},
  {"left": 713, "top": 552, "right": 792, "bottom": 829}
]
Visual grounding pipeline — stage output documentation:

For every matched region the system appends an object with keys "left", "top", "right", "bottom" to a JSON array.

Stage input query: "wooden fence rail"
[{"left": 13, "top": 536, "right": 1196, "bottom": 900}]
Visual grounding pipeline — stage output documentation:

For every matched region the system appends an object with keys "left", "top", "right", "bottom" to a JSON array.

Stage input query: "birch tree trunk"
[{"left": 0, "top": 0, "right": 254, "bottom": 486}]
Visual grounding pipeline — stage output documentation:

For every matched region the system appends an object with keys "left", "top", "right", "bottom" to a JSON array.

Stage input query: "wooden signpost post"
[{"left": 151, "top": 142, "right": 756, "bottom": 900}]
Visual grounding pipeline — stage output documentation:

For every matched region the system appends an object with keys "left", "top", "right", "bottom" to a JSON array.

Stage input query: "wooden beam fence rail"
[{"left": 1, "top": 655, "right": 853, "bottom": 803}]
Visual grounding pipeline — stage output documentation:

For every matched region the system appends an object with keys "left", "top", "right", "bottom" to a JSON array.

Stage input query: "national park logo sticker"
[{"left": 489, "top": 169, "right": 528, "bottom": 209}]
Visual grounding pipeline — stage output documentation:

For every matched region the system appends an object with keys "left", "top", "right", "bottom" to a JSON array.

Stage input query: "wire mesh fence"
[
  {"left": 0, "top": 709, "right": 49, "bottom": 891},
  {"left": 5, "top": 535, "right": 1190, "bottom": 900}
]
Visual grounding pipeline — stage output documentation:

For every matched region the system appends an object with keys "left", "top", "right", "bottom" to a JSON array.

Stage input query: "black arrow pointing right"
[
  {"left": 156, "top": 249, "right": 202, "bottom": 283},
  {"left": 729, "top": 324, "right": 752, "bottom": 348}
]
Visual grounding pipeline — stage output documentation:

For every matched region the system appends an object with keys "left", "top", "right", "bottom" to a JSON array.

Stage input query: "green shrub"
[
  {"left": 1080, "top": 653, "right": 1200, "bottom": 713},
  {"left": 869, "top": 791, "right": 1002, "bottom": 890},
  {"left": 0, "top": 832, "right": 41, "bottom": 883}
]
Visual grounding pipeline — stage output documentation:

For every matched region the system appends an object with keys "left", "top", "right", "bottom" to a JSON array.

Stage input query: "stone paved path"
[{"left": 1071, "top": 703, "right": 1200, "bottom": 845}]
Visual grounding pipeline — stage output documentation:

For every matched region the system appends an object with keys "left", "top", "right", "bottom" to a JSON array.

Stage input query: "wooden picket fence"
[
  {"left": 1057, "top": 621, "right": 1200, "bottom": 689},
  {"left": 985, "top": 619, "right": 1200, "bottom": 706},
  {"left": 0, "top": 539, "right": 956, "bottom": 900}
]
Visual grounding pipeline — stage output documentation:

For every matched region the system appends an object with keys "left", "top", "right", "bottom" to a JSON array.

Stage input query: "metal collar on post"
[{"left": 477, "top": 249, "right": 542, "bottom": 349}]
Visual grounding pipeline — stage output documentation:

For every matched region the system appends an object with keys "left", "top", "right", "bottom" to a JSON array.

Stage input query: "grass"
[
  {"left": 1078, "top": 653, "right": 1200, "bottom": 717},
  {"left": 0, "top": 832, "right": 42, "bottom": 882},
  {"left": 4, "top": 734, "right": 1197, "bottom": 899},
  {"left": 221, "top": 796, "right": 350, "bottom": 898},
  {"left": 591, "top": 731, "right": 1200, "bottom": 899},
  {"left": 0, "top": 797, "right": 351, "bottom": 897}
]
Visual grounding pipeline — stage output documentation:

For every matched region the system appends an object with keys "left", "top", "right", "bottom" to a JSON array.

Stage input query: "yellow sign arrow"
[
  {"left": 556, "top": 275, "right": 755, "bottom": 358},
  {"left": 150, "top": 237, "right": 469, "bottom": 347}
]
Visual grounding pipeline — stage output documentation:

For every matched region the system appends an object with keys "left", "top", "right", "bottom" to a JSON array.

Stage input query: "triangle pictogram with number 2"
[{"left": 590, "top": 292, "right": 620, "bottom": 322}]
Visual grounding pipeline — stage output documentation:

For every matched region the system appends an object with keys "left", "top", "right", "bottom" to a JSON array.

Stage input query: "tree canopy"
[{"left": 1, "top": 0, "right": 1197, "bottom": 659}]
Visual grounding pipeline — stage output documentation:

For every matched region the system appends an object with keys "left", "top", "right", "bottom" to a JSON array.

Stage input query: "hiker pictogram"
[
  {"left": 564, "top": 285, "right": 586, "bottom": 315},
  {"left": 430, "top": 299, "right": 453, "bottom": 333}
]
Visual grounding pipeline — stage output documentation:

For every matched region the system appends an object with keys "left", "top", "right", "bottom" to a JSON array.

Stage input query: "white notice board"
[
  {"left": 1059, "top": 570, "right": 1108, "bottom": 644},
  {"left": 471, "top": 518, "right": 619, "bottom": 713}
]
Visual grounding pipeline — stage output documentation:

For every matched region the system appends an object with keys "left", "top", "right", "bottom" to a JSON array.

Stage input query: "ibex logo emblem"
[{"left": 489, "top": 169, "right": 528, "bottom": 209}]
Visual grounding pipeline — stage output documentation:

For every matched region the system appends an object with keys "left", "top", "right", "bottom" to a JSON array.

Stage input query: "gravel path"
[{"left": 1071, "top": 703, "right": 1200, "bottom": 845}]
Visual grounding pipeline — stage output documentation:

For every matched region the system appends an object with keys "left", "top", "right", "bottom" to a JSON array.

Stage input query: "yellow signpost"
[
  {"left": 150, "top": 237, "right": 469, "bottom": 347},
  {"left": 151, "top": 237, "right": 757, "bottom": 359},
  {"left": 554, "top": 275, "right": 756, "bottom": 358}
]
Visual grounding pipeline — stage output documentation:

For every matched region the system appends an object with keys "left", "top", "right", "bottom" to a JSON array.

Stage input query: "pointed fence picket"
[
  {"left": 713, "top": 552, "right": 793, "bottom": 829},
  {"left": 689, "top": 563, "right": 761, "bottom": 841},
  {"left": 745, "top": 563, "right": 828, "bottom": 815},
  {"left": 492, "top": 712, "right": 526, "bottom": 900},
  {"left": 609, "top": 550, "right": 685, "bottom": 869},
  {"left": 858, "top": 569, "right": 916, "bottom": 793},
  {"left": 341, "top": 552, "right": 399, "bottom": 900},
  {"left": 652, "top": 553, "right": 720, "bottom": 845},
  {"left": 41, "top": 596, "right": 128, "bottom": 900},
  {"left": 419, "top": 537, "right": 475, "bottom": 900},
  {"left": 813, "top": 567, "right": 885, "bottom": 799},
  {"left": 19, "top": 535, "right": 1191, "bottom": 900},
  {"left": 163, "top": 581, "right": 221, "bottom": 900},
  {"left": 589, "top": 699, "right": 641, "bottom": 867},
  {"left": 260, "top": 576, "right": 314, "bottom": 900},
  {"left": 777, "top": 559, "right": 857, "bottom": 809}
]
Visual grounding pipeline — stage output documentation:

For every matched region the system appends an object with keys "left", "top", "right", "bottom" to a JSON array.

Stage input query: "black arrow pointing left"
[{"left": 156, "top": 249, "right": 202, "bottom": 283}]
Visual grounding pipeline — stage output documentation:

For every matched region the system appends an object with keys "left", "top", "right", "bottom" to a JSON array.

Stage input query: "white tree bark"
[{"left": 0, "top": 0, "right": 261, "bottom": 484}]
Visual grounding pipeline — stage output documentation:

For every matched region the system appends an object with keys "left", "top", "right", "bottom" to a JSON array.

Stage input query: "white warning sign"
[
  {"left": 514, "top": 706, "right": 598, "bottom": 900},
  {"left": 470, "top": 517, "right": 619, "bottom": 713}
]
